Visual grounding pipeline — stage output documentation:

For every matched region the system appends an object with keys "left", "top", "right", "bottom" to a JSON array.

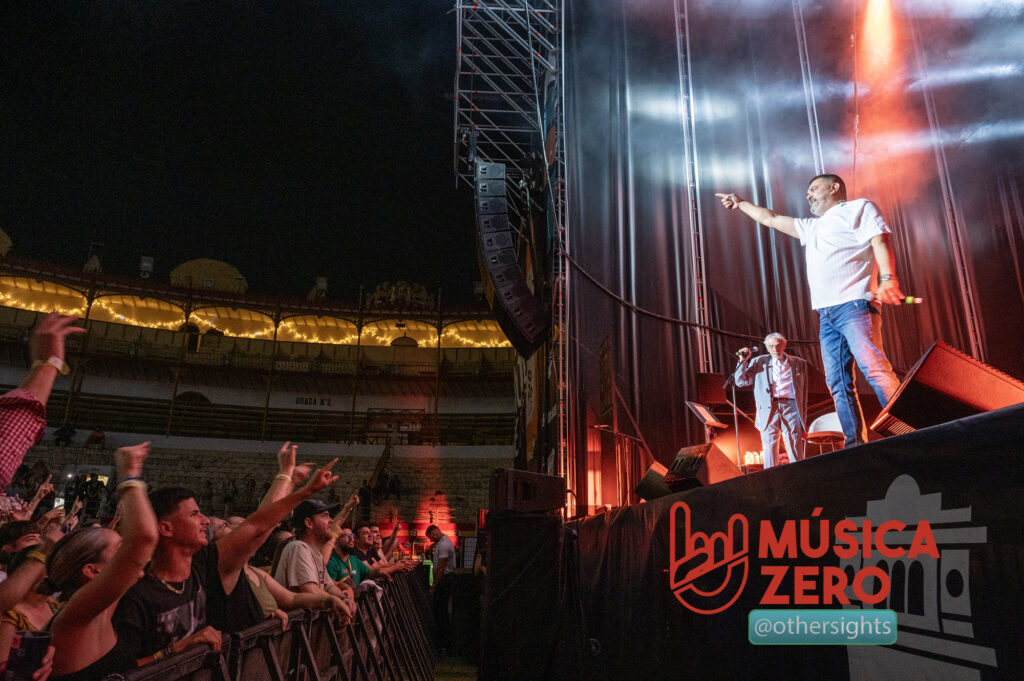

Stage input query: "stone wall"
[{"left": 22, "top": 443, "right": 513, "bottom": 528}]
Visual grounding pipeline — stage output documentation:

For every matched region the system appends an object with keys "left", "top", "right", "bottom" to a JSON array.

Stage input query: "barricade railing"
[{"left": 102, "top": 571, "right": 435, "bottom": 681}]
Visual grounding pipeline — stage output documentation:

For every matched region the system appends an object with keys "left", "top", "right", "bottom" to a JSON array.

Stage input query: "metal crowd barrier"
[{"left": 102, "top": 572, "right": 435, "bottom": 681}]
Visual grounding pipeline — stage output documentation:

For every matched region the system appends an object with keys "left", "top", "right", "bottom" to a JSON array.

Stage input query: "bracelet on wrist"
[
  {"left": 274, "top": 473, "right": 292, "bottom": 482},
  {"left": 879, "top": 273, "right": 898, "bottom": 282},
  {"left": 116, "top": 479, "right": 147, "bottom": 495},
  {"left": 26, "top": 549, "right": 48, "bottom": 564}
]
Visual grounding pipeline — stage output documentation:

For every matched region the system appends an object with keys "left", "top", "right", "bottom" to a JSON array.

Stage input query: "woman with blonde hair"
[{"left": 41, "top": 443, "right": 158, "bottom": 680}]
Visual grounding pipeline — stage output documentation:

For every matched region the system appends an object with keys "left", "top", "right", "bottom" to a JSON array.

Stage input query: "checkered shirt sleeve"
[{"left": 0, "top": 389, "right": 46, "bottom": 489}]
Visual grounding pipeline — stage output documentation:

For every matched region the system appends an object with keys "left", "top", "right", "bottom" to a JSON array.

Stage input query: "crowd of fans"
[{"left": 0, "top": 314, "right": 431, "bottom": 680}]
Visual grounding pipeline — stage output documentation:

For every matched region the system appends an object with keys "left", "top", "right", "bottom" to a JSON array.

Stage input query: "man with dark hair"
[
  {"left": 367, "top": 522, "right": 401, "bottom": 565},
  {"left": 325, "top": 525, "right": 413, "bottom": 587},
  {"left": 352, "top": 523, "right": 374, "bottom": 563},
  {"left": 426, "top": 524, "right": 457, "bottom": 655},
  {"left": 114, "top": 459, "right": 341, "bottom": 662},
  {"left": 274, "top": 499, "right": 355, "bottom": 605},
  {"left": 717, "top": 175, "right": 904, "bottom": 446}
]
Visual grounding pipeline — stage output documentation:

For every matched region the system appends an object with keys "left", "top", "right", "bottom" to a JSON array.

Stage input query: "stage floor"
[{"left": 482, "top": 403, "right": 1024, "bottom": 681}]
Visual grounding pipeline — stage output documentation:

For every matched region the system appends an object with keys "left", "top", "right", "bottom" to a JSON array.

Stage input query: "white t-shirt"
[
  {"left": 793, "top": 198, "right": 890, "bottom": 310},
  {"left": 274, "top": 538, "right": 329, "bottom": 591},
  {"left": 433, "top": 535, "right": 456, "bottom": 575}
]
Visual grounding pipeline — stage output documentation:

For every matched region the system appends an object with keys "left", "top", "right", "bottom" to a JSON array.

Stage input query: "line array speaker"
[{"left": 475, "top": 162, "right": 549, "bottom": 357}]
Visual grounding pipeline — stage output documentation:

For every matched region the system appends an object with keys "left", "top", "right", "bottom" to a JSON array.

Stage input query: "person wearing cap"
[
  {"left": 113, "top": 458, "right": 341, "bottom": 664},
  {"left": 274, "top": 498, "right": 355, "bottom": 606}
]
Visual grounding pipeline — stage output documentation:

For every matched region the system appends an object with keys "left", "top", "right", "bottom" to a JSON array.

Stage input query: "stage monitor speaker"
[
  {"left": 474, "top": 162, "right": 549, "bottom": 357},
  {"left": 637, "top": 443, "right": 743, "bottom": 500},
  {"left": 871, "top": 340, "right": 1024, "bottom": 437},
  {"left": 489, "top": 468, "right": 566, "bottom": 513},
  {"left": 635, "top": 461, "right": 673, "bottom": 501}
]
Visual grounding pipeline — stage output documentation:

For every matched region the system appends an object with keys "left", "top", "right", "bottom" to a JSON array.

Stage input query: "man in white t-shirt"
[
  {"left": 716, "top": 174, "right": 904, "bottom": 446},
  {"left": 275, "top": 499, "right": 355, "bottom": 616},
  {"left": 426, "top": 524, "right": 457, "bottom": 655}
]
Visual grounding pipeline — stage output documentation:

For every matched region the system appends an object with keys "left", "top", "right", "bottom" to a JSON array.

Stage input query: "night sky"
[{"left": 0, "top": 2, "right": 479, "bottom": 302}]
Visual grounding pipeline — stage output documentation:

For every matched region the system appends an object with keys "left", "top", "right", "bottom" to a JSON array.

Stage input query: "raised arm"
[
  {"left": 17, "top": 475, "right": 54, "bottom": 520},
  {"left": 330, "top": 493, "right": 360, "bottom": 534},
  {"left": 20, "top": 312, "right": 86, "bottom": 404},
  {"left": 319, "top": 493, "right": 359, "bottom": 565},
  {"left": 381, "top": 520, "right": 401, "bottom": 556},
  {"left": 716, "top": 193, "right": 798, "bottom": 238},
  {"left": 217, "top": 459, "right": 339, "bottom": 587},
  {"left": 732, "top": 351, "right": 758, "bottom": 387},
  {"left": 56, "top": 443, "right": 158, "bottom": 622},
  {"left": 259, "top": 442, "right": 316, "bottom": 509}
]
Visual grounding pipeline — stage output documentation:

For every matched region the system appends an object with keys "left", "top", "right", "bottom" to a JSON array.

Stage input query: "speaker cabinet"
[
  {"left": 871, "top": 341, "right": 1024, "bottom": 436},
  {"left": 474, "top": 162, "right": 549, "bottom": 357},
  {"left": 637, "top": 443, "right": 743, "bottom": 499},
  {"left": 489, "top": 468, "right": 566, "bottom": 513}
]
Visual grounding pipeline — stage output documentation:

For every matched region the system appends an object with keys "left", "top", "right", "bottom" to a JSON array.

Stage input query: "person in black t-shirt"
[{"left": 113, "top": 446, "right": 342, "bottom": 662}]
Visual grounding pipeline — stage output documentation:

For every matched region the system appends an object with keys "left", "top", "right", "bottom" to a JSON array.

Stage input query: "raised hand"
[
  {"left": 302, "top": 458, "right": 339, "bottom": 494},
  {"left": 29, "top": 312, "right": 85, "bottom": 363},
  {"left": 37, "top": 505, "right": 65, "bottom": 530},
  {"left": 33, "top": 475, "right": 54, "bottom": 500},
  {"left": 291, "top": 462, "right": 315, "bottom": 487},
  {"left": 715, "top": 192, "right": 744, "bottom": 210},
  {"left": 115, "top": 442, "right": 150, "bottom": 479},
  {"left": 276, "top": 441, "right": 296, "bottom": 475}
]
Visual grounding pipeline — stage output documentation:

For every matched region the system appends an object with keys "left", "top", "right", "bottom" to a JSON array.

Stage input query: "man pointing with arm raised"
[{"left": 716, "top": 174, "right": 904, "bottom": 447}]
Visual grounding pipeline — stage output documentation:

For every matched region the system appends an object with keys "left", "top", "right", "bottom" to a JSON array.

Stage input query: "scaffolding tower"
[
  {"left": 454, "top": 1, "right": 560, "bottom": 185},
  {"left": 453, "top": 1, "right": 572, "bottom": 513}
]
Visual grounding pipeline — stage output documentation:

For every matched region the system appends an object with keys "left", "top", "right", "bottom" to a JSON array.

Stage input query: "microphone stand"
[{"left": 722, "top": 359, "right": 746, "bottom": 471}]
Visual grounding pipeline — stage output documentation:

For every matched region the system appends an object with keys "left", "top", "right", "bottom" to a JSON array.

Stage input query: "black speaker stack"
[{"left": 475, "top": 162, "right": 549, "bottom": 357}]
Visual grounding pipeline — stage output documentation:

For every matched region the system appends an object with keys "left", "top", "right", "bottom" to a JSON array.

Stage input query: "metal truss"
[
  {"left": 453, "top": 0, "right": 573, "bottom": 513},
  {"left": 673, "top": 0, "right": 713, "bottom": 374},
  {"left": 454, "top": 0, "right": 560, "bottom": 186}
]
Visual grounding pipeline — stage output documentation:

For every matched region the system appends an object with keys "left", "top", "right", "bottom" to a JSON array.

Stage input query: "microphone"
[{"left": 736, "top": 344, "right": 759, "bottom": 360}]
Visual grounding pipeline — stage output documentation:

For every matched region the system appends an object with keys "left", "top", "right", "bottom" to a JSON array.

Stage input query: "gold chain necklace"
[{"left": 149, "top": 568, "right": 186, "bottom": 595}]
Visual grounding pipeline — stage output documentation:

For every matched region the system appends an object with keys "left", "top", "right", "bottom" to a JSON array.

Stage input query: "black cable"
[{"left": 560, "top": 248, "right": 819, "bottom": 347}]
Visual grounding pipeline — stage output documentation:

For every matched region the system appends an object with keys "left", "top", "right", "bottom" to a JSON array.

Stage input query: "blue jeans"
[{"left": 817, "top": 299, "right": 901, "bottom": 447}]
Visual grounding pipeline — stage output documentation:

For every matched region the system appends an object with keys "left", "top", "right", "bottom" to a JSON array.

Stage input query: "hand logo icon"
[{"left": 669, "top": 501, "right": 749, "bottom": 615}]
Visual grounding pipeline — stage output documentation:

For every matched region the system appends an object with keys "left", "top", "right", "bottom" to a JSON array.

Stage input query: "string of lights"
[{"left": 0, "top": 276, "right": 512, "bottom": 348}]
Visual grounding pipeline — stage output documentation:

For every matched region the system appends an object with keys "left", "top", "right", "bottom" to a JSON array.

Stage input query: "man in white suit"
[{"left": 733, "top": 333, "right": 808, "bottom": 468}]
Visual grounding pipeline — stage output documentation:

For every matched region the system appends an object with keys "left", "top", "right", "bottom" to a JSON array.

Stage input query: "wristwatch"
[{"left": 31, "top": 356, "right": 70, "bottom": 375}]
